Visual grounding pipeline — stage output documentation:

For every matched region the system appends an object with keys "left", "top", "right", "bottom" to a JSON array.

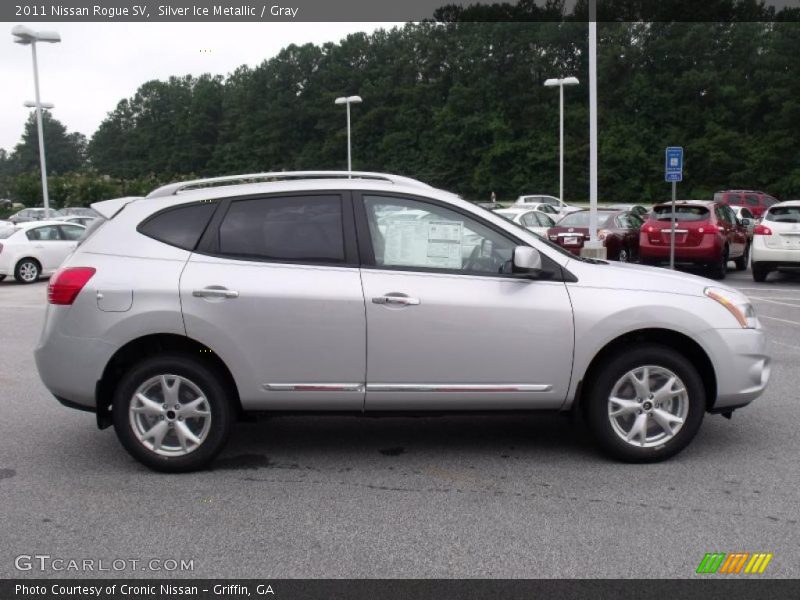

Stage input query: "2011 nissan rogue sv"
[{"left": 34, "top": 172, "right": 771, "bottom": 471}]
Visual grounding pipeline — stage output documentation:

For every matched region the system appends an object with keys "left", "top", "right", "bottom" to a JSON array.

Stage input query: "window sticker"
[{"left": 383, "top": 218, "right": 463, "bottom": 269}]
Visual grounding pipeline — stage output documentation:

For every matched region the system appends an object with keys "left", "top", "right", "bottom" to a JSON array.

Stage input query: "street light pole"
[
  {"left": 12, "top": 25, "right": 61, "bottom": 211},
  {"left": 544, "top": 76, "right": 579, "bottom": 206},
  {"left": 334, "top": 95, "right": 362, "bottom": 173},
  {"left": 30, "top": 43, "right": 50, "bottom": 210}
]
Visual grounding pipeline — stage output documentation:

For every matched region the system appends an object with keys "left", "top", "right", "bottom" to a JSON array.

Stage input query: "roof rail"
[{"left": 146, "top": 171, "right": 432, "bottom": 198}]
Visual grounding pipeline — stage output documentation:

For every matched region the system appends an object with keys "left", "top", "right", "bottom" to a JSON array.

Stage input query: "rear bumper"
[
  {"left": 34, "top": 314, "right": 116, "bottom": 410},
  {"left": 640, "top": 238, "right": 721, "bottom": 262},
  {"left": 751, "top": 238, "right": 800, "bottom": 265},
  {"left": 697, "top": 327, "right": 770, "bottom": 410}
]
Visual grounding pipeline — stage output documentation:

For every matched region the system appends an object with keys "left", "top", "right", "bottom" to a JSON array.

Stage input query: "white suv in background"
[
  {"left": 751, "top": 200, "right": 800, "bottom": 282},
  {"left": 34, "top": 171, "right": 769, "bottom": 472}
]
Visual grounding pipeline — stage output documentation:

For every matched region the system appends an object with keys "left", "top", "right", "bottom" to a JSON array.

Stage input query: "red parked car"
[
  {"left": 714, "top": 190, "right": 778, "bottom": 219},
  {"left": 639, "top": 200, "right": 749, "bottom": 279},
  {"left": 547, "top": 209, "right": 643, "bottom": 262}
]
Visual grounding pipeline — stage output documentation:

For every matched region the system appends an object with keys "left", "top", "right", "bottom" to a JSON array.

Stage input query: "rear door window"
[
  {"left": 26, "top": 225, "right": 61, "bottom": 241},
  {"left": 217, "top": 195, "right": 345, "bottom": 263}
]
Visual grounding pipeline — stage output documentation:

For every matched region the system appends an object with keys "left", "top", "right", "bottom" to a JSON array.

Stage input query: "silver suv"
[{"left": 35, "top": 172, "right": 770, "bottom": 471}]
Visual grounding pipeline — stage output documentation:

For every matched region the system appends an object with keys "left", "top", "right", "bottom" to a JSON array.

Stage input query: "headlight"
[{"left": 704, "top": 287, "right": 757, "bottom": 328}]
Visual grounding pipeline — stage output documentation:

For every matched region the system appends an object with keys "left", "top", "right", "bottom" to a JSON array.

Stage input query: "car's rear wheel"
[
  {"left": 112, "top": 354, "right": 233, "bottom": 472},
  {"left": 708, "top": 246, "right": 728, "bottom": 280},
  {"left": 752, "top": 262, "right": 769, "bottom": 282},
  {"left": 0, "top": 275, "right": 5, "bottom": 282},
  {"left": 585, "top": 343, "right": 705, "bottom": 462},
  {"left": 618, "top": 246, "right": 631, "bottom": 263},
  {"left": 14, "top": 258, "right": 40, "bottom": 284},
  {"left": 734, "top": 243, "right": 750, "bottom": 271}
]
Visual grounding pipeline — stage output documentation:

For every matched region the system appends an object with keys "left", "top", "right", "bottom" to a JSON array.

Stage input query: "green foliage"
[{"left": 3, "top": 7, "right": 800, "bottom": 206}]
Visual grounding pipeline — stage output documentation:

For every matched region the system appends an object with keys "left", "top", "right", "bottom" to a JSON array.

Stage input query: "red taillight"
[
  {"left": 754, "top": 224, "right": 772, "bottom": 236},
  {"left": 48, "top": 267, "right": 96, "bottom": 305}
]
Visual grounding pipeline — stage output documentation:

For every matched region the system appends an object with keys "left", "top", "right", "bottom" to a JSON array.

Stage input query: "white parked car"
[
  {"left": 57, "top": 215, "right": 98, "bottom": 228},
  {"left": 493, "top": 207, "right": 556, "bottom": 237},
  {"left": 751, "top": 200, "right": 800, "bottom": 282},
  {"left": 514, "top": 194, "right": 581, "bottom": 218},
  {"left": 0, "top": 220, "right": 85, "bottom": 283}
]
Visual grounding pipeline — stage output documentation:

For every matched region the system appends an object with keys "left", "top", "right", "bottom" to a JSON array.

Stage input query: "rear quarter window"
[{"left": 138, "top": 201, "right": 217, "bottom": 251}]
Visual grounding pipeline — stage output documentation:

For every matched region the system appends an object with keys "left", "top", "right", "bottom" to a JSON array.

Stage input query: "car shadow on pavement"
[{"left": 215, "top": 413, "right": 599, "bottom": 469}]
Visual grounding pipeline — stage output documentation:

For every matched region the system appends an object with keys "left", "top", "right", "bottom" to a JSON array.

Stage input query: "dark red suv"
[
  {"left": 715, "top": 190, "right": 778, "bottom": 219},
  {"left": 639, "top": 200, "right": 748, "bottom": 279}
]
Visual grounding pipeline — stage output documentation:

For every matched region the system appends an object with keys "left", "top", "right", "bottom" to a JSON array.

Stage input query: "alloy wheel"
[
  {"left": 129, "top": 374, "right": 212, "bottom": 457},
  {"left": 607, "top": 365, "right": 689, "bottom": 448},
  {"left": 19, "top": 261, "right": 38, "bottom": 282}
]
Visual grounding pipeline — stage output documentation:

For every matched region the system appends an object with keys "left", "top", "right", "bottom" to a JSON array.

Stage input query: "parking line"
[
  {"left": 760, "top": 314, "right": 800, "bottom": 327},
  {"left": 750, "top": 297, "right": 800, "bottom": 308},
  {"left": 735, "top": 287, "right": 800, "bottom": 293},
  {"left": 771, "top": 340, "right": 800, "bottom": 352}
]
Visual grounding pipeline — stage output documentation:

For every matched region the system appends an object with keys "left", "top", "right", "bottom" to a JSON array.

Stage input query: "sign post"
[{"left": 665, "top": 147, "right": 683, "bottom": 270}]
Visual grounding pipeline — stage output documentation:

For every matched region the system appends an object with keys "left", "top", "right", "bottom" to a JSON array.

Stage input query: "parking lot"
[{"left": 1, "top": 268, "right": 798, "bottom": 579}]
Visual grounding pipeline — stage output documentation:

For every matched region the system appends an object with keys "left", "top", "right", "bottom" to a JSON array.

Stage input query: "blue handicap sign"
[{"left": 665, "top": 147, "right": 683, "bottom": 182}]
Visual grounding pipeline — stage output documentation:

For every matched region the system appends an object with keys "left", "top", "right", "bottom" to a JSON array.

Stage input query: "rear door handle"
[
  {"left": 372, "top": 294, "right": 420, "bottom": 306},
  {"left": 193, "top": 287, "right": 239, "bottom": 299}
]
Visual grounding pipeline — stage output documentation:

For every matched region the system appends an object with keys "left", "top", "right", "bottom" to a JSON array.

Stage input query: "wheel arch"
[
  {"left": 574, "top": 328, "right": 717, "bottom": 415},
  {"left": 15, "top": 256, "right": 42, "bottom": 270},
  {"left": 95, "top": 333, "right": 243, "bottom": 429}
]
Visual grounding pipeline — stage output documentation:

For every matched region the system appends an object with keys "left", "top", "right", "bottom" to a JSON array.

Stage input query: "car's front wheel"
[
  {"left": 112, "top": 354, "right": 233, "bottom": 472},
  {"left": 585, "top": 343, "right": 705, "bottom": 462}
]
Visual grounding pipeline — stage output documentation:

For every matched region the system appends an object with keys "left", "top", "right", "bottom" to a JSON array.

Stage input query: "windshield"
[
  {"left": 765, "top": 206, "right": 800, "bottom": 223},
  {"left": 653, "top": 205, "right": 709, "bottom": 221},
  {"left": 558, "top": 211, "right": 614, "bottom": 228}
]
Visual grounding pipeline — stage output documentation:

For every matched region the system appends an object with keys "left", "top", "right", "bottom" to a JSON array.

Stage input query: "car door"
[
  {"left": 25, "top": 225, "right": 64, "bottom": 270},
  {"left": 722, "top": 205, "right": 747, "bottom": 256},
  {"left": 356, "top": 193, "right": 574, "bottom": 411},
  {"left": 179, "top": 192, "right": 367, "bottom": 411}
]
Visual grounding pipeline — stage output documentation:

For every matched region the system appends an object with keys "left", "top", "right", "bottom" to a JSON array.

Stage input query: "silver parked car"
[{"left": 35, "top": 172, "right": 771, "bottom": 472}]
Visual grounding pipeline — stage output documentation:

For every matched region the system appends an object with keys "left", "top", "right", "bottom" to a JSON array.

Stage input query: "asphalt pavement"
[{"left": 1, "top": 267, "right": 798, "bottom": 579}]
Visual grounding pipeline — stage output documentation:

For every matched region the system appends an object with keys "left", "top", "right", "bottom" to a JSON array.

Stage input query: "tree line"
[{"left": 2, "top": 3, "right": 800, "bottom": 207}]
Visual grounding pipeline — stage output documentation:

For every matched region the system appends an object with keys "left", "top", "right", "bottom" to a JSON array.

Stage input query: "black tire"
[
  {"left": 0, "top": 275, "right": 5, "bottom": 282},
  {"left": 708, "top": 246, "right": 728, "bottom": 280},
  {"left": 734, "top": 243, "right": 750, "bottom": 271},
  {"left": 752, "top": 262, "right": 769, "bottom": 283},
  {"left": 617, "top": 245, "right": 631, "bottom": 263},
  {"left": 112, "top": 354, "right": 233, "bottom": 472},
  {"left": 14, "top": 258, "right": 40, "bottom": 284},
  {"left": 584, "top": 343, "right": 705, "bottom": 463}
]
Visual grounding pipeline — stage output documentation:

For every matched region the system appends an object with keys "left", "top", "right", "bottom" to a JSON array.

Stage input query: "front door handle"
[
  {"left": 193, "top": 287, "right": 239, "bottom": 299},
  {"left": 372, "top": 294, "right": 420, "bottom": 306}
]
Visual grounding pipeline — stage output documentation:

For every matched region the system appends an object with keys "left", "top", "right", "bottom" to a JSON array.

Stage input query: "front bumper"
[{"left": 697, "top": 327, "right": 770, "bottom": 410}]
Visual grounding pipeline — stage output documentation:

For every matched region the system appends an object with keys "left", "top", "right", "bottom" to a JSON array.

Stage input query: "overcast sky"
[{"left": 0, "top": 22, "right": 398, "bottom": 152}]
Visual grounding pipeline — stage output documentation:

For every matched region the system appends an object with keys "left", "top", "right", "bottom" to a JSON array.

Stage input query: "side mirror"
[{"left": 512, "top": 246, "right": 543, "bottom": 276}]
